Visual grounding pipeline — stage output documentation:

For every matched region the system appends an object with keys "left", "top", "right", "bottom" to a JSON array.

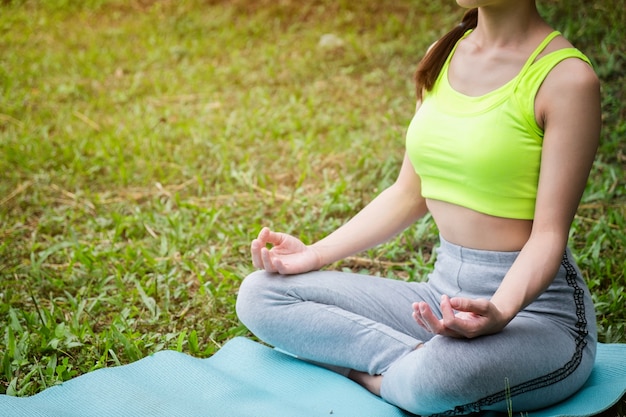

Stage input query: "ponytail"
[{"left": 414, "top": 8, "right": 478, "bottom": 101}]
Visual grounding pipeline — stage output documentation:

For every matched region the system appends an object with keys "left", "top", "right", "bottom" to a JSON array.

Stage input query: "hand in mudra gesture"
[
  {"left": 412, "top": 295, "right": 508, "bottom": 339},
  {"left": 251, "top": 227, "right": 322, "bottom": 275}
]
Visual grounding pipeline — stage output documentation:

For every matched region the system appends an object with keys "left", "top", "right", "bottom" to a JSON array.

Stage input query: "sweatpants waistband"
[{"left": 438, "top": 234, "right": 521, "bottom": 265}]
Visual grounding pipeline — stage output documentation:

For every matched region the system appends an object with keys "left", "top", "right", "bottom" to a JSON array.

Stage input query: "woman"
[{"left": 236, "top": 0, "right": 601, "bottom": 415}]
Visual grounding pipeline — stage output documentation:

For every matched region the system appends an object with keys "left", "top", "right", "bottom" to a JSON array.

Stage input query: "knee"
[
  {"left": 235, "top": 270, "right": 279, "bottom": 329},
  {"left": 381, "top": 348, "right": 481, "bottom": 415}
]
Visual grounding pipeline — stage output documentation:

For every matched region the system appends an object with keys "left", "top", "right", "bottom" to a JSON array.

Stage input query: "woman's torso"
[{"left": 420, "top": 27, "right": 576, "bottom": 251}]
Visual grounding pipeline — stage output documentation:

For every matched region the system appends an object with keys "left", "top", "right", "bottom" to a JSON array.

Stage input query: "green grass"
[{"left": 0, "top": 1, "right": 624, "bottom": 413}]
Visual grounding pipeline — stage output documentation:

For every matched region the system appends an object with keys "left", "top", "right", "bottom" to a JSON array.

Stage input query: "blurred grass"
[{"left": 0, "top": 0, "right": 624, "bottom": 409}]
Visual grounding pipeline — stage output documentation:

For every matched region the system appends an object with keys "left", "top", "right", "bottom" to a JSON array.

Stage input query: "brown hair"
[{"left": 414, "top": 8, "right": 478, "bottom": 101}]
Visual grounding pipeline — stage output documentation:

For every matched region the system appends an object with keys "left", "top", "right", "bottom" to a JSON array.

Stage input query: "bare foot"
[{"left": 348, "top": 370, "right": 383, "bottom": 396}]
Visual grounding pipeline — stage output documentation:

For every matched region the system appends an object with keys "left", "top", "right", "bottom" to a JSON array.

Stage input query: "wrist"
[
  {"left": 308, "top": 244, "right": 328, "bottom": 270},
  {"left": 491, "top": 298, "right": 520, "bottom": 325}
]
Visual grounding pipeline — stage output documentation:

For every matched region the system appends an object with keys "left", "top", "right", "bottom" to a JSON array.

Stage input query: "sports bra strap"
[
  {"left": 515, "top": 45, "right": 592, "bottom": 138},
  {"left": 513, "top": 31, "right": 562, "bottom": 88}
]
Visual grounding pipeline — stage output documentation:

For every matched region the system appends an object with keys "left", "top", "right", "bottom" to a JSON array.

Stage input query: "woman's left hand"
[{"left": 412, "top": 295, "right": 510, "bottom": 339}]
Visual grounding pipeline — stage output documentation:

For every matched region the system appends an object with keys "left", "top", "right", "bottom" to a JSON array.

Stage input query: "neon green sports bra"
[{"left": 406, "top": 31, "right": 592, "bottom": 219}]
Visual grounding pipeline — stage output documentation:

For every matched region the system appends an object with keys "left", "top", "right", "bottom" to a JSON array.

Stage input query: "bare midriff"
[{"left": 426, "top": 199, "right": 533, "bottom": 252}]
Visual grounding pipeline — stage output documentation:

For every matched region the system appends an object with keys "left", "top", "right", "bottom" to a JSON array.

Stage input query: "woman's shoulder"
[
  {"left": 543, "top": 50, "right": 599, "bottom": 94},
  {"left": 534, "top": 39, "right": 600, "bottom": 130}
]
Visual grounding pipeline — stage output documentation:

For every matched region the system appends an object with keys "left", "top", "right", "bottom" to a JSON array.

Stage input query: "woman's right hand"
[{"left": 250, "top": 227, "right": 323, "bottom": 275}]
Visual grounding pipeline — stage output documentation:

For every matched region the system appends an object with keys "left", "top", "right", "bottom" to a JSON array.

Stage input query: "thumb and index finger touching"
[
  {"left": 256, "top": 227, "right": 288, "bottom": 247},
  {"left": 251, "top": 227, "right": 292, "bottom": 270}
]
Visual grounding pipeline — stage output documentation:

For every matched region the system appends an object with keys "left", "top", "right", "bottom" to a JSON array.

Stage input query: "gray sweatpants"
[{"left": 236, "top": 236, "right": 597, "bottom": 416}]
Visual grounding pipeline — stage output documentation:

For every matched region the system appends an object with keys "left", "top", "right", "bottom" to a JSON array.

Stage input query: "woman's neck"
[{"left": 472, "top": 2, "right": 547, "bottom": 48}]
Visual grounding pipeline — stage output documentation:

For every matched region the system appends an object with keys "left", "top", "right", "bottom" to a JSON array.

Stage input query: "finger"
[
  {"left": 263, "top": 229, "right": 289, "bottom": 247},
  {"left": 418, "top": 302, "right": 443, "bottom": 333},
  {"left": 413, "top": 313, "right": 425, "bottom": 329},
  {"left": 440, "top": 295, "right": 458, "bottom": 328},
  {"left": 440, "top": 295, "right": 472, "bottom": 331},
  {"left": 251, "top": 239, "right": 263, "bottom": 269},
  {"left": 450, "top": 297, "right": 490, "bottom": 315},
  {"left": 412, "top": 302, "right": 421, "bottom": 314},
  {"left": 260, "top": 247, "right": 277, "bottom": 273},
  {"left": 413, "top": 311, "right": 429, "bottom": 332},
  {"left": 274, "top": 258, "right": 288, "bottom": 275},
  {"left": 412, "top": 303, "right": 428, "bottom": 330},
  {"left": 257, "top": 227, "right": 271, "bottom": 243}
]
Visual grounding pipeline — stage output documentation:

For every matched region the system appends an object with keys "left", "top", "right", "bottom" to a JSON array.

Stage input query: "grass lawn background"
[{"left": 1, "top": 0, "right": 624, "bottom": 406}]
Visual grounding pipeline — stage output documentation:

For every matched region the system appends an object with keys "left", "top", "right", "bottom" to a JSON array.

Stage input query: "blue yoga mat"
[{"left": 0, "top": 338, "right": 624, "bottom": 417}]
